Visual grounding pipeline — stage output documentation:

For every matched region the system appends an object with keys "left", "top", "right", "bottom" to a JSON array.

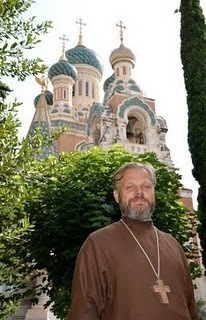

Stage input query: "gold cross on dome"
[
  {"left": 76, "top": 18, "right": 86, "bottom": 35},
  {"left": 116, "top": 20, "right": 126, "bottom": 44},
  {"left": 153, "top": 279, "right": 171, "bottom": 304},
  {"left": 59, "top": 34, "right": 69, "bottom": 52}
]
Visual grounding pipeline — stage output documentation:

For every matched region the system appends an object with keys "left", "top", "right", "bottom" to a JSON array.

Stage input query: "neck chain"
[
  {"left": 120, "top": 218, "right": 171, "bottom": 304},
  {"left": 120, "top": 218, "right": 160, "bottom": 279}
]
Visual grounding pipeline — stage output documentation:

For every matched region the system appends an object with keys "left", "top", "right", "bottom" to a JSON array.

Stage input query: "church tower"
[{"left": 87, "top": 20, "right": 172, "bottom": 168}]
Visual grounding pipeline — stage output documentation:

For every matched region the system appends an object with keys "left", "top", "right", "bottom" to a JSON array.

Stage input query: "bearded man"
[{"left": 67, "top": 162, "right": 198, "bottom": 320}]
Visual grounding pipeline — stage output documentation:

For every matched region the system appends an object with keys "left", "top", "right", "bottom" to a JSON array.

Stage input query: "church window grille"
[
  {"left": 85, "top": 81, "right": 89, "bottom": 97},
  {"left": 63, "top": 89, "right": 68, "bottom": 100}
]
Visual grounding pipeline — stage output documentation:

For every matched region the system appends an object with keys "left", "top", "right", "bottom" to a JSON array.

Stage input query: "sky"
[{"left": 7, "top": 0, "right": 206, "bottom": 209}]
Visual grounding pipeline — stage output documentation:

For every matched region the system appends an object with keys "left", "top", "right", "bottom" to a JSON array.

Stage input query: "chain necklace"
[{"left": 120, "top": 218, "right": 171, "bottom": 304}]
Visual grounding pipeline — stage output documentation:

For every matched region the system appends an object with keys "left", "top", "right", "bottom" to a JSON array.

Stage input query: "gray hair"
[{"left": 113, "top": 162, "right": 156, "bottom": 190}]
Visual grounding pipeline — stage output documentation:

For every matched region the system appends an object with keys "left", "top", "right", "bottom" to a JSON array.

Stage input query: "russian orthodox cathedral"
[
  {"left": 9, "top": 19, "right": 206, "bottom": 320},
  {"left": 28, "top": 19, "right": 172, "bottom": 166}
]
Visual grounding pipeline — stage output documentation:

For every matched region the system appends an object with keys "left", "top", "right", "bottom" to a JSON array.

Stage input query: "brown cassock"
[{"left": 67, "top": 217, "right": 198, "bottom": 320}]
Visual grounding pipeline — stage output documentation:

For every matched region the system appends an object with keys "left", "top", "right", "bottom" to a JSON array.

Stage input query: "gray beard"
[{"left": 121, "top": 203, "right": 155, "bottom": 221}]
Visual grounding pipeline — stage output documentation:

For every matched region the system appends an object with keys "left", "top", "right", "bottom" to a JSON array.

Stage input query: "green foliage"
[
  {"left": 0, "top": 0, "right": 52, "bottom": 80},
  {"left": 0, "top": 0, "right": 52, "bottom": 317},
  {"left": 189, "top": 260, "right": 203, "bottom": 280},
  {"left": 0, "top": 101, "right": 62, "bottom": 318},
  {"left": 19, "top": 145, "right": 198, "bottom": 319},
  {"left": 0, "top": 100, "right": 33, "bottom": 318},
  {"left": 197, "top": 187, "right": 206, "bottom": 269},
  {"left": 180, "top": 0, "right": 206, "bottom": 267}
]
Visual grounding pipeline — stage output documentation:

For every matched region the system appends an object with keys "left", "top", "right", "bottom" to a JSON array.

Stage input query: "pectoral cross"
[{"left": 153, "top": 279, "right": 171, "bottom": 304}]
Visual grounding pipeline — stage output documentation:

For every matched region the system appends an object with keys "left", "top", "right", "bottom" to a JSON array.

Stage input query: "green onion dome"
[
  {"left": 65, "top": 44, "right": 103, "bottom": 74},
  {"left": 34, "top": 90, "right": 53, "bottom": 108},
  {"left": 48, "top": 53, "right": 77, "bottom": 81}
]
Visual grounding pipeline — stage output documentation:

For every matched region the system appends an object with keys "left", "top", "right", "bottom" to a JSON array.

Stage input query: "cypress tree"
[{"left": 180, "top": 0, "right": 206, "bottom": 268}]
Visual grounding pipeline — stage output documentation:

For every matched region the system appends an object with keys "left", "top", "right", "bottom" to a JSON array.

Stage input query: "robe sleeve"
[{"left": 67, "top": 235, "right": 112, "bottom": 320}]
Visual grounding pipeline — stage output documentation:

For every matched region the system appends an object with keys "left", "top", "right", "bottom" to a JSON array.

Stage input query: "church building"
[{"left": 30, "top": 20, "right": 172, "bottom": 167}]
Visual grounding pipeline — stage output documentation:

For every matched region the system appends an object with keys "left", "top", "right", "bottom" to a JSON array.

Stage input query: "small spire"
[
  {"left": 116, "top": 20, "right": 126, "bottom": 45},
  {"left": 76, "top": 18, "right": 86, "bottom": 45}
]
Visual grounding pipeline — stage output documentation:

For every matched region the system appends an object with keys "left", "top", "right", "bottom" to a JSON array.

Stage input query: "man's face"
[{"left": 113, "top": 168, "right": 155, "bottom": 220}]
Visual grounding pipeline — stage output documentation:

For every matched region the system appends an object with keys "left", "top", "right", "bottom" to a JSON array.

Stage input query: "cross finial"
[
  {"left": 116, "top": 20, "right": 126, "bottom": 45},
  {"left": 59, "top": 34, "right": 69, "bottom": 53},
  {"left": 76, "top": 18, "right": 86, "bottom": 45},
  {"left": 76, "top": 18, "right": 86, "bottom": 35}
]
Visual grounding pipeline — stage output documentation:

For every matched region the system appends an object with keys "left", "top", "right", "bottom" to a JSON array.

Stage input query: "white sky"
[{"left": 7, "top": 0, "right": 206, "bottom": 209}]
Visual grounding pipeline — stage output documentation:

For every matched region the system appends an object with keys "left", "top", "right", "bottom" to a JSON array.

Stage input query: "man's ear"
[{"left": 113, "top": 190, "right": 119, "bottom": 203}]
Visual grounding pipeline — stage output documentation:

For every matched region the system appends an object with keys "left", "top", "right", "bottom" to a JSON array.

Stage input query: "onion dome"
[
  {"left": 65, "top": 34, "right": 103, "bottom": 74},
  {"left": 34, "top": 90, "right": 53, "bottom": 108},
  {"left": 109, "top": 43, "right": 136, "bottom": 69},
  {"left": 48, "top": 52, "right": 77, "bottom": 81}
]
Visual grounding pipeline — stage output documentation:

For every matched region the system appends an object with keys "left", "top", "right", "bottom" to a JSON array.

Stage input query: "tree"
[
  {"left": 20, "top": 145, "right": 198, "bottom": 319},
  {"left": 180, "top": 0, "right": 206, "bottom": 268},
  {"left": 0, "top": 0, "right": 52, "bottom": 318},
  {"left": 0, "top": 0, "right": 52, "bottom": 81}
]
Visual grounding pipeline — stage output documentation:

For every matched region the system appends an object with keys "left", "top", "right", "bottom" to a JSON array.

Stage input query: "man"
[{"left": 67, "top": 162, "right": 198, "bottom": 320}]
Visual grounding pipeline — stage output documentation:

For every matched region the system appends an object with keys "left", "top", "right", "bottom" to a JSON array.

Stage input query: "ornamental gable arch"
[
  {"left": 75, "top": 140, "right": 87, "bottom": 150},
  {"left": 117, "top": 97, "right": 157, "bottom": 144}
]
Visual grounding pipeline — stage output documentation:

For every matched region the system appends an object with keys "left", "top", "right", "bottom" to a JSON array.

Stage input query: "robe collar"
[{"left": 121, "top": 215, "right": 155, "bottom": 231}]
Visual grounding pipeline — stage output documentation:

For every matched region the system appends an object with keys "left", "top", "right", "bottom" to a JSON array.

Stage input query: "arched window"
[
  {"left": 116, "top": 67, "right": 120, "bottom": 77},
  {"left": 85, "top": 81, "right": 89, "bottom": 97},
  {"left": 55, "top": 88, "right": 61, "bottom": 101},
  {"left": 63, "top": 89, "right": 68, "bottom": 100},
  {"left": 126, "top": 115, "right": 145, "bottom": 144}
]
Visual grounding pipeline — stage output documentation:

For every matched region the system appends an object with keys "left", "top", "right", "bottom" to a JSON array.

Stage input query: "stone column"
[
  {"left": 25, "top": 275, "right": 58, "bottom": 320},
  {"left": 8, "top": 297, "right": 31, "bottom": 320}
]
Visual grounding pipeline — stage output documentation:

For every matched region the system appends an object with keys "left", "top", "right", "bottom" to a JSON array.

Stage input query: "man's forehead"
[{"left": 123, "top": 168, "right": 149, "bottom": 175}]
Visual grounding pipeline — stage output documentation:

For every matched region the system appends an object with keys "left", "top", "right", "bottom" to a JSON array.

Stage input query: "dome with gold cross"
[
  {"left": 48, "top": 52, "right": 77, "bottom": 81},
  {"left": 65, "top": 18, "right": 103, "bottom": 74},
  {"left": 110, "top": 43, "right": 136, "bottom": 69},
  {"left": 65, "top": 45, "right": 103, "bottom": 74},
  {"left": 109, "top": 20, "right": 136, "bottom": 69}
]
